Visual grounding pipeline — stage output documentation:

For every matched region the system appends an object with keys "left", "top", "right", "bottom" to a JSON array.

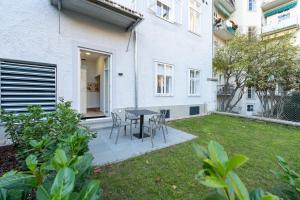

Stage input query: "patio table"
[{"left": 126, "top": 109, "right": 158, "bottom": 139}]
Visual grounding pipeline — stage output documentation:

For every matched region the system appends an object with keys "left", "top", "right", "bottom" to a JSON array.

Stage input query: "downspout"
[
  {"left": 133, "top": 0, "right": 138, "bottom": 109},
  {"left": 134, "top": 30, "right": 138, "bottom": 109}
]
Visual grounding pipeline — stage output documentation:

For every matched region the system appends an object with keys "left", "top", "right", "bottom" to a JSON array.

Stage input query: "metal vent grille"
[{"left": 0, "top": 59, "right": 57, "bottom": 113}]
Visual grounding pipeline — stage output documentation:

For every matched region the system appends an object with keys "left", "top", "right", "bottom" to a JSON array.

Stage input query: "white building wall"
[{"left": 0, "top": 0, "right": 215, "bottom": 121}]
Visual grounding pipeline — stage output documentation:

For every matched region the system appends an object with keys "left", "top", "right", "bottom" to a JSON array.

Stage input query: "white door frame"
[{"left": 76, "top": 46, "right": 113, "bottom": 118}]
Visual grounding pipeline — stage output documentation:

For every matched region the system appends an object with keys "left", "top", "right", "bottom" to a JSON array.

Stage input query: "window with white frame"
[
  {"left": 247, "top": 104, "right": 254, "bottom": 112},
  {"left": 188, "top": 69, "right": 200, "bottom": 96},
  {"left": 247, "top": 87, "right": 254, "bottom": 99},
  {"left": 156, "top": 62, "right": 174, "bottom": 96},
  {"left": 248, "top": 0, "right": 256, "bottom": 11},
  {"left": 189, "top": 0, "right": 201, "bottom": 34},
  {"left": 156, "top": 1, "right": 171, "bottom": 21}
]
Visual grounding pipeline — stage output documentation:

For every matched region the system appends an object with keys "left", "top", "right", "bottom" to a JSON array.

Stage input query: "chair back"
[{"left": 111, "top": 112, "right": 121, "bottom": 126}]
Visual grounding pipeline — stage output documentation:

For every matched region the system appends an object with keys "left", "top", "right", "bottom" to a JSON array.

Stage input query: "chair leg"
[
  {"left": 109, "top": 125, "right": 114, "bottom": 139},
  {"left": 165, "top": 125, "right": 168, "bottom": 135},
  {"left": 124, "top": 126, "right": 127, "bottom": 136},
  {"left": 162, "top": 126, "right": 167, "bottom": 143},
  {"left": 151, "top": 129, "right": 154, "bottom": 148},
  {"left": 115, "top": 126, "right": 121, "bottom": 144}
]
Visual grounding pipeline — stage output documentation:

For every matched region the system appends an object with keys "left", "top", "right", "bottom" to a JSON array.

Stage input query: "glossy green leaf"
[
  {"left": 228, "top": 172, "right": 250, "bottom": 200},
  {"left": 199, "top": 175, "right": 227, "bottom": 188},
  {"left": 71, "top": 153, "right": 93, "bottom": 178},
  {"left": 78, "top": 180, "right": 100, "bottom": 200},
  {"left": 226, "top": 154, "right": 249, "bottom": 173},
  {"left": 192, "top": 144, "right": 208, "bottom": 159},
  {"left": 208, "top": 141, "right": 229, "bottom": 164},
  {"left": 0, "top": 172, "right": 36, "bottom": 190},
  {"left": 26, "top": 154, "right": 38, "bottom": 172},
  {"left": 52, "top": 149, "right": 68, "bottom": 170},
  {"left": 260, "top": 194, "right": 280, "bottom": 200},
  {"left": 50, "top": 168, "right": 75, "bottom": 200},
  {"left": 36, "top": 185, "right": 50, "bottom": 200}
]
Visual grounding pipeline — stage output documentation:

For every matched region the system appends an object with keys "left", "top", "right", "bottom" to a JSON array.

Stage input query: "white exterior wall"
[
  {"left": 0, "top": 0, "right": 215, "bottom": 121},
  {"left": 232, "top": 0, "right": 262, "bottom": 34}
]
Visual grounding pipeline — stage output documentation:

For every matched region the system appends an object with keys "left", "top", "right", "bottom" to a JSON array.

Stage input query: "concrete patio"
[{"left": 89, "top": 126, "right": 197, "bottom": 166}]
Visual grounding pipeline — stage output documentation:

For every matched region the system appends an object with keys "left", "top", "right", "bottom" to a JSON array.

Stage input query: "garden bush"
[{"left": 0, "top": 99, "right": 100, "bottom": 199}]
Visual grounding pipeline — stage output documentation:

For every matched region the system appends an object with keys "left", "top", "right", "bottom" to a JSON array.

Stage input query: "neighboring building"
[
  {"left": 216, "top": 0, "right": 300, "bottom": 116},
  {"left": 215, "top": 0, "right": 263, "bottom": 116},
  {"left": 0, "top": 0, "right": 215, "bottom": 137}
]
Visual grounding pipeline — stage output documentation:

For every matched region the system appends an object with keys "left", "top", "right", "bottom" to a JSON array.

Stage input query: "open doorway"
[{"left": 80, "top": 49, "right": 110, "bottom": 119}]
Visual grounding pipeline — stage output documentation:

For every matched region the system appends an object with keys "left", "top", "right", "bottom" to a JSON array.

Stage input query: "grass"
[{"left": 95, "top": 114, "right": 300, "bottom": 200}]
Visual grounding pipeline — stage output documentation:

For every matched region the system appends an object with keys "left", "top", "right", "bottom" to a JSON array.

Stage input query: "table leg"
[{"left": 139, "top": 115, "right": 144, "bottom": 138}]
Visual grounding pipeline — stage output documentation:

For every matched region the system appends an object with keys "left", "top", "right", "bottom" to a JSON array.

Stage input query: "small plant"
[
  {"left": 0, "top": 98, "right": 95, "bottom": 162},
  {"left": 193, "top": 141, "right": 279, "bottom": 200},
  {"left": 0, "top": 149, "right": 100, "bottom": 200},
  {"left": 271, "top": 156, "right": 300, "bottom": 199}
]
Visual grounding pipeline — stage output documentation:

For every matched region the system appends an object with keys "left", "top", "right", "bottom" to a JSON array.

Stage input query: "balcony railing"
[
  {"left": 262, "top": 16, "right": 299, "bottom": 34},
  {"left": 261, "top": 0, "right": 295, "bottom": 11},
  {"left": 214, "top": 19, "right": 238, "bottom": 40},
  {"left": 214, "top": 0, "right": 235, "bottom": 17},
  {"left": 217, "top": 84, "right": 235, "bottom": 96}
]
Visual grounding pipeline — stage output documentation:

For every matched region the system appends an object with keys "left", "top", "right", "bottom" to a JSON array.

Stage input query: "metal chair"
[
  {"left": 125, "top": 109, "right": 140, "bottom": 128},
  {"left": 143, "top": 114, "right": 167, "bottom": 148},
  {"left": 149, "top": 110, "right": 168, "bottom": 134},
  {"left": 110, "top": 112, "right": 132, "bottom": 144}
]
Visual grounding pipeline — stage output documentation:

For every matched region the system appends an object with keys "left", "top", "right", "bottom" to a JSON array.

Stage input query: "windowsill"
[
  {"left": 155, "top": 94, "right": 174, "bottom": 97},
  {"left": 188, "top": 94, "right": 201, "bottom": 97},
  {"left": 188, "top": 30, "right": 201, "bottom": 37},
  {"left": 155, "top": 15, "right": 175, "bottom": 24}
]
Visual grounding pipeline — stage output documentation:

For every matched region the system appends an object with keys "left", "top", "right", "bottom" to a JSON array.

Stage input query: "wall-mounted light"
[{"left": 85, "top": 52, "right": 91, "bottom": 55}]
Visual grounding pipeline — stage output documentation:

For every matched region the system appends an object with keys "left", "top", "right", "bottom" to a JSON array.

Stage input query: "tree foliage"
[{"left": 214, "top": 34, "right": 300, "bottom": 117}]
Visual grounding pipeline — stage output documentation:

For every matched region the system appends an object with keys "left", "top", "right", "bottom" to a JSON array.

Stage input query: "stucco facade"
[{"left": 0, "top": 0, "right": 215, "bottom": 138}]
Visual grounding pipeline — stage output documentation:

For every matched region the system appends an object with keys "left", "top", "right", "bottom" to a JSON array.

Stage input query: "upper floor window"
[
  {"left": 247, "top": 87, "right": 254, "bottom": 99},
  {"left": 189, "top": 0, "right": 201, "bottom": 34},
  {"left": 188, "top": 69, "right": 200, "bottom": 96},
  {"left": 157, "top": 1, "right": 171, "bottom": 21},
  {"left": 155, "top": 62, "right": 174, "bottom": 96},
  {"left": 148, "top": 0, "right": 182, "bottom": 24},
  {"left": 248, "top": 0, "right": 256, "bottom": 11}
]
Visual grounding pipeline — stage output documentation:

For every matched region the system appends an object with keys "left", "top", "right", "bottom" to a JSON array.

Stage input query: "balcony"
[
  {"left": 261, "top": 0, "right": 296, "bottom": 11},
  {"left": 217, "top": 85, "right": 235, "bottom": 96},
  {"left": 50, "top": 0, "right": 143, "bottom": 31},
  {"left": 214, "top": 0, "right": 235, "bottom": 17},
  {"left": 262, "top": 16, "right": 299, "bottom": 34},
  {"left": 214, "top": 19, "right": 238, "bottom": 40}
]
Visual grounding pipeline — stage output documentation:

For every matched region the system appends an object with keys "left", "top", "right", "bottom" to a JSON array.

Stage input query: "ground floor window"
[
  {"left": 0, "top": 59, "right": 56, "bottom": 113},
  {"left": 247, "top": 104, "right": 254, "bottom": 112},
  {"left": 155, "top": 62, "right": 174, "bottom": 96},
  {"left": 188, "top": 69, "right": 200, "bottom": 96}
]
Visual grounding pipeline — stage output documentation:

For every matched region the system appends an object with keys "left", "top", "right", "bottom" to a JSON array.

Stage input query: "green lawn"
[{"left": 96, "top": 114, "right": 300, "bottom": 200}]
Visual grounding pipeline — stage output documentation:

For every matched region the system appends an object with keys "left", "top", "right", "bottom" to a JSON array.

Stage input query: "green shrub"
[
  {"left": 0, "top": 98, "right": 95, "bottom": 162},
  {"left": 0, "top": 99, "right": 100, "bottom": 199},
  {"left": 271, "top": 156, "right": 300, "bottom": 199},
  {"left": 193, "top": 141, "right": 279, "bottom": 200}
]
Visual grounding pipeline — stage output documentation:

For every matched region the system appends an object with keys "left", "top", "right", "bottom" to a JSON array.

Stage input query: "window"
[
  {"left": 248, "top": 0, "right": 256, "bottom": 11},
  {"left": 156, "top": 1, "right": 171, "bottom": 21},
  {"left": 247, "top": 87, "right": 254, "bottom": 99},
  {"left": 248, "top": 26, "right": 257, "bottom": 39},
  {"left": 189, "top": 0, "right": 201, "bottom": 34},
  {"left": 247, "top": 104, "right": 254, "bottom": 112},
  {"left": 155, "top": 62, "right": 174, "bottom": 96},
  {"left": 0, "top": 59, "right": 57, "bottom": 113},
  {"left": 188, "top": 69, "right": 200, "bottom": 96},
  {"left": 190, "top": 106, "right": 200, "bottom": 115}
]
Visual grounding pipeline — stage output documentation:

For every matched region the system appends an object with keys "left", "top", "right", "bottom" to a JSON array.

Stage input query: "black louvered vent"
[
  {"left": 0, "top": 59, "right": 57, "bottom": 113},
  {"left": 189, "top": 106, "right": 200, "bottom": 115}
]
